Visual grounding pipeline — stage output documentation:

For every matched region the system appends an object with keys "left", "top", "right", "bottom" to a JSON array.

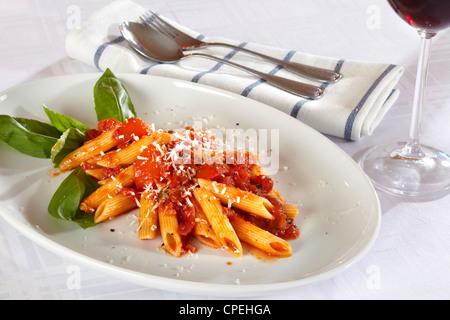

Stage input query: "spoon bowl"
[{"left": 120, "top": 22, "right": 182, "bottom": 62}]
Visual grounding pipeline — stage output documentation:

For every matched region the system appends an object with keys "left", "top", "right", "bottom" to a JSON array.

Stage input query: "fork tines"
[{"left": 140, "top": 10, "right": 179, "bottom": 39}]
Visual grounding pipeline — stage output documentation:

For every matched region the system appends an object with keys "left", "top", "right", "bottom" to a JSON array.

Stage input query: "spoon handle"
[
  {"left": 198, "top": 42, "right": 342, "bottom": 83},
  {"left": 188, "top": 52, "right": 324, "bottom": 99}
]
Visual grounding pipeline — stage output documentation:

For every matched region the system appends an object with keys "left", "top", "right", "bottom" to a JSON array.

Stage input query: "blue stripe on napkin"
[
  {"left": 344, "top": 64, "right": 396, "bottom": 140},
  {"left": 94, "top": 36, "right": 125, "bottom": 70},
  {"left": 140, "top": 63, "right": 161, "bottom": 74},
  {"left": 191, "top": 42, "right": 248, "bottom": 83},
  {"left": 290, "top": 59, "right": 345, "bottom": 118}
]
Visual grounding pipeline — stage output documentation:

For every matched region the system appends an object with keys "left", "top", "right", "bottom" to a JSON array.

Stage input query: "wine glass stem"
[{"left": 397, "top": 32, "right": 435, "bottom": 159}]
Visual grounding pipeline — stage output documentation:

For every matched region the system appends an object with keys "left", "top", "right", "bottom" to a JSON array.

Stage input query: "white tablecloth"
[{"left": 1, "top": 0, "right": 449, "bottom": 300}]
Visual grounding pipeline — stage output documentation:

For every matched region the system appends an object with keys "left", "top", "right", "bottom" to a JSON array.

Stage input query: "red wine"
[{"left": 388, "top": 0, "right": 450, "bottom": 33}]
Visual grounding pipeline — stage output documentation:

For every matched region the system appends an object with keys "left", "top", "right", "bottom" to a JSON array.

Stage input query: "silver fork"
[{"left": 141, "top": 10, "right": 343, "bottom": 83}]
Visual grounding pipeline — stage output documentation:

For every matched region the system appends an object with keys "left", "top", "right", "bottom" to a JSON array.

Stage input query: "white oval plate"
[{"left": 0, "top": 73, "right": 380, "bottom": 297}]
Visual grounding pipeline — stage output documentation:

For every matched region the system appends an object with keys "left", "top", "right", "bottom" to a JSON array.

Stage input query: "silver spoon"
[{"left": 119, "top": 21, "right": 325, "bottom": 99}]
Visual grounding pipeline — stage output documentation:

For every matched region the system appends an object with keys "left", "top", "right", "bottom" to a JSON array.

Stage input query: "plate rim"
[{"left": 0, "top": 73, "right": 381, "bottom": 297}]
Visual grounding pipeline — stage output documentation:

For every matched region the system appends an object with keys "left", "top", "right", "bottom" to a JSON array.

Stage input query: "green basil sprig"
[{"left": 1, "top": 69, "right": 138, "bottom": 229}]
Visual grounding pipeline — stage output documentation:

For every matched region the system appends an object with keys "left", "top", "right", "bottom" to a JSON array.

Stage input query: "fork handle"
[
  {"left": 201, "top": 42, "right": 342, "bottom": 83},
  {"left": 188, "top": 52, "right": 324, "bottom": 99}
]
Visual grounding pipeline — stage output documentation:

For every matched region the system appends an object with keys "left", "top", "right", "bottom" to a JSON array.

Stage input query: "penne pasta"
[
  {"left": 192, "top": 198, "right": 221, "bottom": 249},
  {"left": 80, "top": 164, "right": 135, "bottom": 213},
  {"left": 96, "top": 132, "right": 171, "bottom": 168},
  {"left": 84, "top": 168, "right": 107, "bottom": 181},
  {"left": 158, "top": 203, "right": 182, "bottom": 258},
  {"left": 282, "top": 204, "right": 299, "bottom": 219},
  {"left": 197, "top": 178, "right": 274, "bottom": 220},
  {"left": 193, "top": 187, "right": 243, "bottom": 257},
  {"left": 231, "top": 215, "right": 292, "bottom": 257},
  {"left": 138, "top": 192, "right": 159, "bottom": 240},
  {"left": 270, "top": 190, "right": 299, "bottom": 219},
  {"left": 59, "top": 128, "right": 118, "bottom": 171},
  {"left": 94, "top": 193, "right": 138, "bottom": 223}
]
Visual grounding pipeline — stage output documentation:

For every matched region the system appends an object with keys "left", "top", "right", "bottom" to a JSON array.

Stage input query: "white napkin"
[{"left": 66, "top": 0, "right": 404, "bottom": 141}]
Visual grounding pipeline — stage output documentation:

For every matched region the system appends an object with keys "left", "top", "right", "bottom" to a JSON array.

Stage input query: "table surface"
[{"left": 1, "top": 0, "right": 449, "bottom": 300}]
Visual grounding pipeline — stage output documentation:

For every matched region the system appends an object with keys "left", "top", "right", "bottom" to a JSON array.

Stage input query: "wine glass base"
[{"left": 358, "top": 142, "right": 450, "bottom": 197}]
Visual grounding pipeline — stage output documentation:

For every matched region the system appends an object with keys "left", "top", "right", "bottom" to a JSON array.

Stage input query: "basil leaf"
[
  {"left": 0, "top": 115, "right": 60, "bottom": 158},
  {"left": 48, "top": 167, "right": 99, "bottom": 229},
  {"left": 51, "top": 127, "right": 86, "bottom": 167},
  {"left": 94, "top": 68, "right": 136, "bottom": 122},
  {"left": 13, "top": 117, "right": 61, "bottom": 138},
  {"left": 43, "top": 105, "right": 90, "bottom": 134}
]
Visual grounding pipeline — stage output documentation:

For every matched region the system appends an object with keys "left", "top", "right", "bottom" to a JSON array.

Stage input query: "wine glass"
[{"left": 359, "top": 0, "right": 450, "bottom": 197}]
